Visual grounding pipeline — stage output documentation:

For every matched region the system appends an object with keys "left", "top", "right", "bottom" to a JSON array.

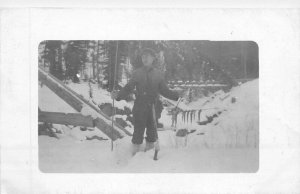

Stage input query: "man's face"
[{"left": 142, "top": 53, "right": 155, "bottom": 67}]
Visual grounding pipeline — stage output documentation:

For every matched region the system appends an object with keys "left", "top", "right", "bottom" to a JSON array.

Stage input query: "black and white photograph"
[
  {"left": 1, "top": 6, "right": 300, "bottom": 194},
  {"left": 38, "top": 40, "right": 259, "bottom": 173}
]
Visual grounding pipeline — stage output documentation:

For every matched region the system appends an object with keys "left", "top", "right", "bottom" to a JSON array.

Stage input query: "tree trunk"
[
  {"left": 108, "top": 41, "right": 119, "bottom": 91},
  {"left": 58, "top": 45, "right": 63, "bottom": 80},
  {"left": 91, "top": 41, "right": 96, "bottom": 79},
  {"left": 96, "top": 41, "right": 100, "bottom": 84}
]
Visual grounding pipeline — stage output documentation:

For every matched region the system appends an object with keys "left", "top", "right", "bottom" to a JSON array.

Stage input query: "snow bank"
[
  {"left": 39, "top": 79, "right": 259, "bottom": 172},
  {"left": 39, "top": 133, "right": 258, "bottom": 173},
  {"left": 189, "top": 79, "right": 259, "bottom": 148},
  {"left": 159, "top": 79, "right": 259, "bottom": 148}
]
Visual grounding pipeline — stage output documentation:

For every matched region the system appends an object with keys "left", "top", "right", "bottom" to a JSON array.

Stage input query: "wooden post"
[
  {"left": 39, "top": 111, "right": 94, "bottom": 127},
  {"left": 38, "top": 110, "right": 124, "bottom": 140}
]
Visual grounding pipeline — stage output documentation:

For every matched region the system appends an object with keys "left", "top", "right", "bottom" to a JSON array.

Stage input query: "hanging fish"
[
  {"left": 190, "top": 110, "right": 193, "bottom": 123},
  {"left": 198, "top": 109, "right": 202, "bottom": 122},
  {"left": 193, "top": 110, "right": 196, "bottom": 121},
  {"left": 182, "top": 111, "right": 186, "bottom": 123},
  {"left": 186, "top": 111, "right": 190, "bottom": 123}
]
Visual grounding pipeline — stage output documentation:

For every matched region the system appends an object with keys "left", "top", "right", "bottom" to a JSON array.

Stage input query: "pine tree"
[
  {"left": 38, "top": 41, "right": 47, "bottom": 68},
  {"left": 103, "top": 41, "right": 129, "bottom": 91},
  {"left": 64, "top": 41, "right": 88, "bottom": 83},
  {"left": 42, "top": 40, "right": 64, "bottom": 80},
  {"left": 97, "top": 41, "right": 108, "bottom": 88}
]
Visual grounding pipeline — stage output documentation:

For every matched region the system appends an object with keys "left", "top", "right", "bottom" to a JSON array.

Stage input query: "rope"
[{"left": 111, "top": 41, "right": 119, "bottom": 151}]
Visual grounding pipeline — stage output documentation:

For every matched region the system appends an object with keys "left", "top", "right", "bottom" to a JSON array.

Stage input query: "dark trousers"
[{"left": 132, "top": 104, "right": 158, "bottom": 144}]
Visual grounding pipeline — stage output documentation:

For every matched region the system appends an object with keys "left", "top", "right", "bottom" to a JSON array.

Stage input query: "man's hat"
[{"left": 141, "top": 48, "right": 156, "bottom": 57}]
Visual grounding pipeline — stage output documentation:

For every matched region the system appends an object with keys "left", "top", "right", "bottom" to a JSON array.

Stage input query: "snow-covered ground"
[
  {"left": 68, "top": 81, "right": 134, "bottom": 110},
  {"left": 38, "top": 79, "right": 259, "bottom": 173},
  {"left": 39, "top": 134, "right": 258, "bottom": 173},
  {"left": 161, "top": 80, "right": 259, "bottom": 148}
]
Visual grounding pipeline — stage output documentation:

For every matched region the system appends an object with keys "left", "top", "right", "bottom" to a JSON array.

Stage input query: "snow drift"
[{"left": 38, "top": 79, "right": 259, "bottom": 172}]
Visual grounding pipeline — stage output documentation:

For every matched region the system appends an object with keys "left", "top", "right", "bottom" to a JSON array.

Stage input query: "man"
[{"left": 111, "top": 48, "right": 180, "bottom": 155}]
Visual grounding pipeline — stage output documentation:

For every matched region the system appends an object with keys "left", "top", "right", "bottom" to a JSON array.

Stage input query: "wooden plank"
[
  {"left": 38, "top": 111, "right": 124, "bottom": 140},
  {"left": 39, "top": 68, "right": 132, "bottom": 136},
  {"left": 39, "top": 111, "right": 94, "bottom": 127},
  {"left": 94, "top": 118, "right": 123, "bottom": 141},
  {"left": 39, "top": 70, "right": 84, "bottom": 112},
  {"left": 38, "top": 67, "right": 131, "bottom": 140}
]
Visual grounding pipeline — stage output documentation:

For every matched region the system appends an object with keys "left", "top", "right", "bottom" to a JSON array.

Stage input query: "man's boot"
[
  {"left": 153, "top": 140, "right": 160, "bottom": 160},
  {"left": 131, "top": 143, "right": 142, "bottom": 156},
  {"left": 144, "top": 141, "right": 155, "bottom": 152}
]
